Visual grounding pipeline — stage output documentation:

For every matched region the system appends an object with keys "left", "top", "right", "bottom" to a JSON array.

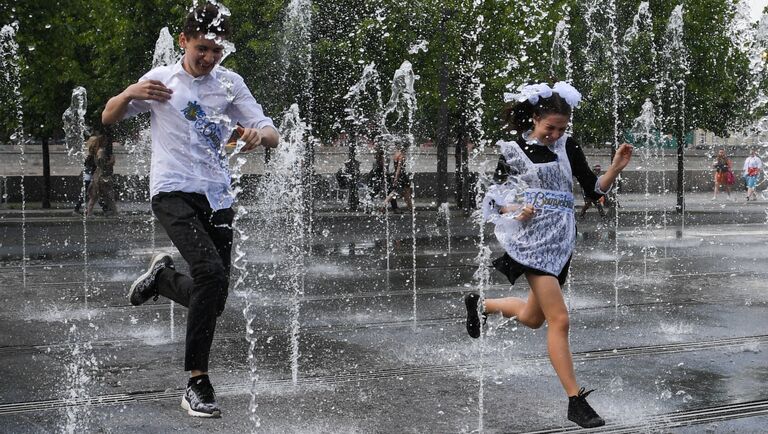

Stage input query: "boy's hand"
[
  {"left": 125, "top": 80, "right": 173, "bottom": 102},
  {"left": 239, "top": 127, "right": 262, "bottom": 153}
]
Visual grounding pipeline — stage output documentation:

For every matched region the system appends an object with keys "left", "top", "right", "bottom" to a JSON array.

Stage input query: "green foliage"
[{"left": 0, "top": 0, "right": 764, "bottom": 150}]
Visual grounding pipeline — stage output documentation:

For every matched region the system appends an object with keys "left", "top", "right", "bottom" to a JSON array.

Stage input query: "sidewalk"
[{"left": 0, "top": 196, "right": 766, "bottom": 432}]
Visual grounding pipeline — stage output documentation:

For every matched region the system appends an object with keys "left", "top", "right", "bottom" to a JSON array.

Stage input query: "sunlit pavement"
[{"left": 0, "top": 193, "right": 766, "bottom": 433}]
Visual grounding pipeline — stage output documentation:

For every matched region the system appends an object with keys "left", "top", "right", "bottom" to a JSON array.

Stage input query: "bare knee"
[
  {"left": 518, "top": 313, "right": 545, "bottom": 329},
  {"left": 547, "top": 312, "right": 570, "bottom": 333}
]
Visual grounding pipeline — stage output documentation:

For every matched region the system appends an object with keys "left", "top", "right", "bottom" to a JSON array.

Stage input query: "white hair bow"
[
  {"left": 552, "top": 81, "right": 582, "bottom": 108},
  {"left": 503, "top": 81, "right": 582, "bottom": 108}
]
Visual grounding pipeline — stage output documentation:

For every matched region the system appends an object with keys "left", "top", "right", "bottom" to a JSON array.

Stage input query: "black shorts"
[{"left": 492, "top": 252, "right": 571, "bottom": 286}]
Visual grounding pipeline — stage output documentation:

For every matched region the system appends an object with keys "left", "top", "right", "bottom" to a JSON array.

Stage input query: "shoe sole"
[
  {"left": 465, "top": 294, "right": 481, "bottom": 339},
  {"left": 181, "top": 396, "right": 221, "bottom": 418},
  {"left": 128, "top": 252, "right": 171, "bottom": 306}
]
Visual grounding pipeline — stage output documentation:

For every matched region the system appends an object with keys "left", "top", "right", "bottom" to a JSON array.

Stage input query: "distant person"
[
  {"left": 742, "top": 148, "right": 762, "bottom": 201},
  {"left": 368, "top": 147, "right": 397, "bottom": 211},
  {"left": 383, "top": 148, "right": 413, "bottom": 212},
  {"left": 578, "top": 164, "right": 606, "bottom": 218},
  {"left": 85, "top": 134, "right": 118, "bottom": 216},
  {"left": 101, "top": 2, "right": 278, "bottom": 418},
  {"left": 464, "top": 82, "right": 633, "bottom": 429},
  {"left": 712, "top": 148, "right": 733, "bottom": 200},
  {"left": 73, "top": 138, "right": 98, "bottom": 214}
]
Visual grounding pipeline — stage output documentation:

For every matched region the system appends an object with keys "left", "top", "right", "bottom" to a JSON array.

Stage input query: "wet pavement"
[{"left": 0, "top": 193, "right": 767, "bottom": 433}]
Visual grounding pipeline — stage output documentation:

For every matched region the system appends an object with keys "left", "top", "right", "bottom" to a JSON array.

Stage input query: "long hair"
[{"left": 501, "top": 92, "right": 572, "bottom": 134}]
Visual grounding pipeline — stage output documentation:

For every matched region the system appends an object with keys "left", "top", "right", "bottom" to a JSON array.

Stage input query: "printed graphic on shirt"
[{"left": 182, "top": 101, "right": 226, "bottom": 169}]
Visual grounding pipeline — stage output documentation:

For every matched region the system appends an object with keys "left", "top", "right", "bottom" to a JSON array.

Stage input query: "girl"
[
  {"left": 712, "top": 148, "right": 733, "bottom": 200},
  {"left": 464, "top": 82, "right": 633, "bottom": 428},
  {"left": 742, "top": 148, "right": 762, "bottom": 201}
]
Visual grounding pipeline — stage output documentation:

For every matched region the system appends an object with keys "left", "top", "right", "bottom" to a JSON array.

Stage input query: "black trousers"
[{"left": 151, "top": 192, "right": 234, "bottom": 372}]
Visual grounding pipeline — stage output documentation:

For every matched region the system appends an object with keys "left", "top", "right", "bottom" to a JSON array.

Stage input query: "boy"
[{"left": 102, "top": 2, "right": 279, "bottom": 418}]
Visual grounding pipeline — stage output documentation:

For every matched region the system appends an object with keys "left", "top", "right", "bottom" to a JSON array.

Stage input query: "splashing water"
[
  {"left": 630, "top": 99, "right": 660, "bottom": 286},
  {"left": 344, "top": 62, "right": 383, "bottom": 212},
  {"left": 244, "top": 105, "right": 309, "bottom": 429},
  {"left": 382, "top": 61, "right": 419, "bottom": 322},
  {"left": 437, "top": 202, "right": 451, "bottom": 253},
  {"left": 1, "top": 23, "right": 27, "bottom": 287},
  {"left": 62, "top": 87, "right": 90, "bottom": 307},
  {"left": 152, "top": 27, "right": 180, "bottom": 68}
]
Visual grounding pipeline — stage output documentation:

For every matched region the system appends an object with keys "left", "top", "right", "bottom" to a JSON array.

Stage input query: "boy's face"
[{"left": 179, "top": 32, "right": 225, "bottom": 77}]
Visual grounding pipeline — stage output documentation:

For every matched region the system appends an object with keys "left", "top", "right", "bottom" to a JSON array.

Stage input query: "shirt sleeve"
[
  {"left": 566, "top": 137, "right": 604, "bottom": 201},
  {"left": 121, "top": 71, "right": 156, "bottom": 119},
  {"left": 227, "top": 75, "right": 276, "bottom": 131}
]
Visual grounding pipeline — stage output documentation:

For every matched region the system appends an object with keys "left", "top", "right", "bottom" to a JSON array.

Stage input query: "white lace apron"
[{"left": 482, "top": 136, "right": 576, "bottom": 276}]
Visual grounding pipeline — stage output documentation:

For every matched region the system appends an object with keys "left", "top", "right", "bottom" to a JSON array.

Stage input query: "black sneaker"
[
  {"left": 464, "top": 293, "right": 486, "bottom": 339},
  {"left": 568, "top": 387, "right": 605, "bottom": 428},
  {"left": 128, "top": 252, "right": 173, "bottom": 306},
  {"left": 181, "top": 375, "right": 221, "bottom": 418}
]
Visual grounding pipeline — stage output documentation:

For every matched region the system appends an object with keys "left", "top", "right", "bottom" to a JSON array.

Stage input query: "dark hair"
[
  {"left": 501, "top": 91, "right": 572, "bottom": 133},
  {"left": 183, "top": 3, "right": 231, "bottom": 39}
]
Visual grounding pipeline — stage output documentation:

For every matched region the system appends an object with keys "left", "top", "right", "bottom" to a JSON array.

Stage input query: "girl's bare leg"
[
  {"left": 484, "top": 290, "right": 545, "bottom": 329},
  {"left": 526, "top": 273, "right": 579, "bottom": 397}
]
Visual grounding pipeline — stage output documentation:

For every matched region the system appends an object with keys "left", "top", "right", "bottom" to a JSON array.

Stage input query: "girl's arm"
[
  {"left": 566, "top": 138, "right": 632, "bottom": 197},
  {"left": 598, "top": 144, "right": 633, "bottom": 192}
]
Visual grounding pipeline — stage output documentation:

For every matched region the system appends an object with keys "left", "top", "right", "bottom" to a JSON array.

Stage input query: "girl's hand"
[
  {"left": 611, "top": 143, "right": 633, "bottom": 172},
  {"left": 500, "top": 204, "right": 534, "bottom": 221}
]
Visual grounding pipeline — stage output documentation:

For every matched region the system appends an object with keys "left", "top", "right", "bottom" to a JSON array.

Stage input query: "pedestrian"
[
  {"left": 464, "top": 81, "right": 633, "bottom": 428},
  {"left": 578, "top": 164, "right": 606, "bottom": 218},
  {"left": 73, "top": 137, "right": 98, "bottom": 214},
  {"left": 742, "top": 148, "right": 762, "bottom": 201},
  {"left": 383, "top": 147, "right": 413, "bottom": 213},
  {"left": 368, "top": 146, "right": 397, "bottom": 211},
  {"left": 85, "top": 132, "right": 119, "bottom": 217},
  {"left": 101, "top": 2, "right": 279, "bottom": 418},
  {"left": 712, "top": 148, "right": 733, "bottom": 200}
]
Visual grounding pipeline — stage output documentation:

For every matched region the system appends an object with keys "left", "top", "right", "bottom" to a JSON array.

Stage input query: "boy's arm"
[
  {"left": 102, "top": 80, "right": 173, "bottom": 125},
  {"left": 239, "top": 126, "right": 279, "bottom": 152},
  {"left": 227, "top": 77, "right": 279, "bottom": 151}
]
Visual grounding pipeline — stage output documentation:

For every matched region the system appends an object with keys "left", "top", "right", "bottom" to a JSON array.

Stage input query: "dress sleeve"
[{"left": 566, "top": 137, "right": 603, "bottom": 201}]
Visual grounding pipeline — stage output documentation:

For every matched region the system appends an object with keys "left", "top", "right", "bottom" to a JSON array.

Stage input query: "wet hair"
[
  {"left": 501, "top": 91, "right": 572, "bottom": 133},
  {"left": 183, "top": 3, "right": 231, "bottom": 39},
  {"left": 86, "top": 135, "right": 105, "bottom": 156}
]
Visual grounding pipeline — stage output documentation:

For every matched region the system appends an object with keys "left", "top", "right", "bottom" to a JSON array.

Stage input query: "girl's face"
[{"left": 531, "top": 113, "right": 569, "bottom": 145}]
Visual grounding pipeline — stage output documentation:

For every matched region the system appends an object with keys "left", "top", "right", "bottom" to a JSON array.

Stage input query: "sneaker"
[
  {"left": 464, "top": 293, "right": 486, "bottom": 339},
  {"left": 567, "top": 387, "right": 605, "bottom": 428},
  {"left": 181, "top": 375, "right": 221, "bottom": 418},
  {"left": 128, "top": 252, "right": 173, "bottom": 306}
]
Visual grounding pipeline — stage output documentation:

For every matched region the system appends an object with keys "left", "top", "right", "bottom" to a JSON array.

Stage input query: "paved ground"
[{"left": 0, "top": 193, "right": 767, "bottom": 433}]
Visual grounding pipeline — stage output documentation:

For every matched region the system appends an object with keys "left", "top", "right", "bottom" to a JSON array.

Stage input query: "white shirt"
[
  {"left": 123, "top": 61, "right": 275, "bottom": 210},
  {"left": 743, "top": 155, "right": 763, "bottom": 176}
]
